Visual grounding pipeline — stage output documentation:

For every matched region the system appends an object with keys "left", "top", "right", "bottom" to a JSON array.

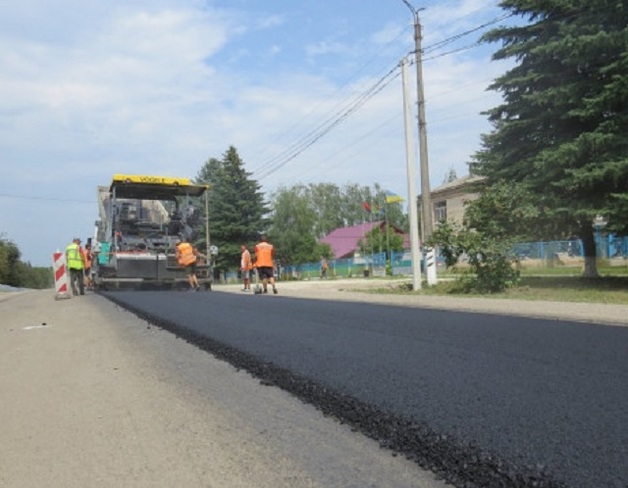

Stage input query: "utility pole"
[
  {"left": 400, "top": 0, "right": 433, "bottom": 243},
  {"left": 401, "top": 57, "right": 422, "bottom": 290}
]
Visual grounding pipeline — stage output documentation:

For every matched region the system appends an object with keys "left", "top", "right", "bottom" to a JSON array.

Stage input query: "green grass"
[
  {"left": 518, "top": 264, "right": 628, "bottom": 277},
  {"left": 364, "top": 275, "right": 628, "bottom": 305},
  {"left": 503, "top": 276, "right": 628, "bottom": 303}
]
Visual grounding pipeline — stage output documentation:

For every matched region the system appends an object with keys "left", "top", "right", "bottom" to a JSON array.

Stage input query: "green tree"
[
  {"left": 267, "top": 184, "right": 326, "bottom": 266},
  {"left": 464, "top": 179, "right": 557, "bottom": 239},
  {"left": 268, "top": 182, "right": 411, "bottom": 268},
  {"left": 340, "top": 183, "right": 379, "bottom": 227},
  {"left": 359, "top": 225, "right": 405, "bottom": 257},
  {"left": 0, "top": 234, "right": 53, "bottom": 289},
  {"left": 17, "top": 262, "right": 53, "bottom": 289},
  {"left": 195, "top": 146, "right": 267, "bottom": 274},
  {"left": 474, "top": 0, "right": 628, "bottom": 277},
  {"left": 0, "top": 236, "right": 21, "bottom": 287},
  {"left": 308, "top": 183, "right": 345, "bottom": 237}
]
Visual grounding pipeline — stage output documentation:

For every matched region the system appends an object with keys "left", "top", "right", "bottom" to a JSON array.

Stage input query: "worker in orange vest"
[
  {"left": 175, "top": 239, "right": 203, "bottom": 291},
  {"left": 240, "top": 243, "right": 253, "bottom": 292},
  {"left": 254, "top": 234, "right": 278, "bottom": 294},
  {"left": 82, "top": 242, "right": 93, "bottom": 289}
]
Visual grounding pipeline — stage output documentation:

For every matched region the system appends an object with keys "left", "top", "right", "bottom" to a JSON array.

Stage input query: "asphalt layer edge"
[{"left": 102, "top": 292, "right": 568, "bottom": 488}]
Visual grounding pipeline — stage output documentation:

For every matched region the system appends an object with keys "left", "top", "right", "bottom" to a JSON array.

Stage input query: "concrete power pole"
[
  {"left": 401, "top": 1, "right": 433, "bottom": 243},
  {"left": 401, "top": 57, "right": 422, "bottom": 291}
]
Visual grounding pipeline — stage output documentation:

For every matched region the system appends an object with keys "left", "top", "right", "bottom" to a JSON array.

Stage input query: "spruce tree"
[
  {"left": 195, "top": 146, "right": 267, "bottom": 274},
  {"left": 473, "top": 0, "right": 628, "bottom": 277}
]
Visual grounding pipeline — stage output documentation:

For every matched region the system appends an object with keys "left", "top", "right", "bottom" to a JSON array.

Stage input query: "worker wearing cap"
[
  {"left": 176, "top": 239, "right": 203, "bottom": 291},
  {"left": 254, "top": 234, "right": 278, "bottom": 294},
  {"left": 66, "top": 237, "right": 85, "bottom": 296}
]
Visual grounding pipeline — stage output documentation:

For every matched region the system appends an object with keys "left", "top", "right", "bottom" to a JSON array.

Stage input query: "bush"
[{"left": 428, "top": 221, "right": 520, "bottom": 293}]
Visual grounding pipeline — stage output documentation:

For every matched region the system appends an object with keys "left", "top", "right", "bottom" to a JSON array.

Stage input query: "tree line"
[
  {"left": 192, "top": 0, "right": 626, "bottom": 290},
  {"left": 192, "top": 146, "right": 407, "bottom": 274},
  {"left": 428, "top": 0, "right": 627, "bottom": 290},
  {"left": 0, "top": 235, "right": 53, "bottom": 289},
  {"left": 6, "top": 1, "right": 623, "bottom": 291}
]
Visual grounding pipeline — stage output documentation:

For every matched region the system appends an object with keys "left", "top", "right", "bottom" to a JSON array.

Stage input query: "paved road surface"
[
  {"left": 0, "top": 289, "right": 445, "bottom": 488},
  {"left": 3, "top": 281, "right": 628, "bottom": 488},
  {"left": 102, "top": 284, "right": 628, "bottom": 488}
]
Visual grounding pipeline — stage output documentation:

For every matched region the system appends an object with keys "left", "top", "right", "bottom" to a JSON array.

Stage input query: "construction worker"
[
  {"left": 82, "top": 243, "right": 93, "bottom": 289},
  {"left": 254, "top": 234, "right": 278, "bottom": 294},
  {"left": 66, "top": 237, "right": 85, "bottom": 296},
  {"left": 175, "top": 239, "right": 202, "bottom": 291},
  {"left": 240, "top": 243, "right": 253, "bottom": 292}
]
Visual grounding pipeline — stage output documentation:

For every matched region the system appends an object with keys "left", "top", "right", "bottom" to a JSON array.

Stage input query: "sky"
[{"left": 0, "top": 0, "right": 517, "bottom": 267}]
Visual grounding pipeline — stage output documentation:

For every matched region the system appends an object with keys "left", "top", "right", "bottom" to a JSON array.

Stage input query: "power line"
[
  {"left": 423, "top": 43, "right": 479, "bottom": 62},
  {"left": 252, "top": 11, "right": 517, "bottom": 183},
  {"left": 250, "top": 25, "right": 414, "bottom": 168},
  {"left": 421, "top": 13, "right": 514, "bottom": 55},
  {"left": 0, "top": 193, "right": 91, "bottom": 204},
  {"left": 255, "top": 64, "right": 402, "bottom": 180}
]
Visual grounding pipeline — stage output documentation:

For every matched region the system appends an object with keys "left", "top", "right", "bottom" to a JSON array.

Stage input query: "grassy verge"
[{"left": 366, "top": 275, "right": 628, "bottom": 305}]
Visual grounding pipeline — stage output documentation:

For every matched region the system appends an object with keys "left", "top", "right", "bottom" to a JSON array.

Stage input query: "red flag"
[{"left": 361, "top": 202, "right": 372, "bottom": 213}]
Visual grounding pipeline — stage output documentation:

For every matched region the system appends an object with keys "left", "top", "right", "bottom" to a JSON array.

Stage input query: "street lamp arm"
[
  {"left": 399, "top": 0, "right": 424, "bottom": 19},
  {"left": 400, "top": 0, "right": 415, "bottom": 14}
]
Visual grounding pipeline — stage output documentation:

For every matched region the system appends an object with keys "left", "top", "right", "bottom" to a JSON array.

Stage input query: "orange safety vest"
[
  {"left": 176, "top": 242, "right": 196, "bottom": 266},
  {"left": 82, "top": 248, "right": 92, "bottom": 269},
  {"left": 241, "top": 249, "right": 253, "bottom": 270},
  {"left": 254, "top": 242, "right": 274, "bottom": 268}
]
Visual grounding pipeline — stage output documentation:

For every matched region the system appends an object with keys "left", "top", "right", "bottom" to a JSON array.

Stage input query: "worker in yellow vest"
[
  {"left": 66, "top": 237, "right": 85, "bottom": 296},
  {"left": 254, "top": 234, "right": 278, "bottom": 294},
  {"left": 176, "top": 239, "right": 203, "bottom": 291}
]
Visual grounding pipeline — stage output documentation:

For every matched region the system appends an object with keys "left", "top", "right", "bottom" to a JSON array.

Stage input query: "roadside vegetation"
[
  {"left": 365, "top": 272, "right": 628, "bottom": 305},
  {"left": 187, "top": 0, "right": 626, "bottom": 296},
  {"left": 425, "top": 0, "right": 626, "bottom": 294},
  {"left": 0, "top": 235, "right": 52, "bottom": 289}
]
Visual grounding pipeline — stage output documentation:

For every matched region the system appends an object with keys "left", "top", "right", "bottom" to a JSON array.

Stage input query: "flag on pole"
[{"left": 385, "top": 190, "right": 404, "bottom": 203}]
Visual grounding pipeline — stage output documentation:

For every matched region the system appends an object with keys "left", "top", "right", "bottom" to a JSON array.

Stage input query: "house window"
[{"left": 434, "top": 201, "right": 447, "bottom": 222}]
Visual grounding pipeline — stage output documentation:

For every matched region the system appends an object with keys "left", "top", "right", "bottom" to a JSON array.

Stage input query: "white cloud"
[
  {"left": 0, "top": 0, "right": 514, "bottom": 265},
  {"left": 306, "top": 39, "right": 353, "bottom": 57},
  {"left": 255, "top": 14, "right": 285, "bottom": 30},
  {"left": 370, "top": 22, "right": 406, "bottom": 45}
]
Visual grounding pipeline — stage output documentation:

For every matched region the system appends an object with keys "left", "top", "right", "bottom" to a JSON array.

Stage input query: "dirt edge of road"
[{"left": 216, "top": 278, "right": 628, "bottom": 327}]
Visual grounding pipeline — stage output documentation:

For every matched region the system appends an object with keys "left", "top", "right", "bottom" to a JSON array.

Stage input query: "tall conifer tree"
[
  {"left": 195, "top": 146, "right": 267, "bottom": 273},
  {"left": 473, "top": 0, "right": 628, "bottom": 277}
]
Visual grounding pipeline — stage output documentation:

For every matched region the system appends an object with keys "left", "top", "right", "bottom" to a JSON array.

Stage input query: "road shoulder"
[
  {"left": 0, "top": 289, "right": 446, "bottom": 488},
  {"left": 217, "top": 278, "right": 628, "bottom": 326}
]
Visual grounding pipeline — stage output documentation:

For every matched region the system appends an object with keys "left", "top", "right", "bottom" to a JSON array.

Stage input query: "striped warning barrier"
[
  {"left": 425, "top": 247, "right": 438, "bottom": 286},
  {"left": 53, "top": 251, "right": 71, "bottom": 300}
]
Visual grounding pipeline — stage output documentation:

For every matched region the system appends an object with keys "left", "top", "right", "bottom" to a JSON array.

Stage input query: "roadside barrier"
[
  {"left": 52, "top": 252, "right": 71, "bottom": 300},
  {"left": 426, "top": 247, "right": 438, "bottom": 285}
]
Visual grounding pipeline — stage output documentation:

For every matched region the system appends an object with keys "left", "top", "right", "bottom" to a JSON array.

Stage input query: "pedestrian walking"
[
  {"left": 66, "top": 237, "right": 85, "bottom": 296},
  {"left": 240, "top": 244, "right": 253, "bottom": 292},
  {"left": 320, "top": 256, "right": 329, "bottom": 279},
  {"left": 175, "top": 239, "right": 203, "bottom": 291},
  {"left": 254, "top": 234, "right": 278, "bottom": 294}
]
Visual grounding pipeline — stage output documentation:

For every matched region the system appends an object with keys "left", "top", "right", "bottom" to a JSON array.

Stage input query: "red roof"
[{"left": 320, "top": 220, "right": 410, "bottom": 259}]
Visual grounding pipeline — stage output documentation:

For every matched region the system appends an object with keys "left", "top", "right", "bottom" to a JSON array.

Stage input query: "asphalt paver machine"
[{"left": 93, "top": 174, "right": 216, "bottom": 290}]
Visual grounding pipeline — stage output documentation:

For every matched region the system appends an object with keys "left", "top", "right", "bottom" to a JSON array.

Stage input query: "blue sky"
[{"left": 0, "top": 0, "right": 516, "bottom": 266}]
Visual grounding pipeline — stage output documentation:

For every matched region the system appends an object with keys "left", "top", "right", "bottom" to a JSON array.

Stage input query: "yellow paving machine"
[{"left": 93, "top": 174, "right": 216, "bottom": 290}]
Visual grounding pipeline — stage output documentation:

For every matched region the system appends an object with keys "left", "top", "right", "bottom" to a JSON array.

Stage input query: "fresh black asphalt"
[{"left": 103, "top": 290, "right": 628, "bottom": 488}]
